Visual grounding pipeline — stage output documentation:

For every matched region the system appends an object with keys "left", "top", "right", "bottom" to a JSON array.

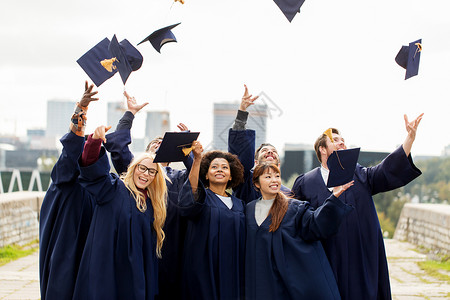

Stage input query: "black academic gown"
[
  {"left": 228, "top": 128, "right": 291, "bottom": 203},
  {"left": 104, "top": 129, "right": 192, "bottom": 300},
  {"left": 245, "top": 196, "right": 353, "bottom": 300},
  {"left": 73, "top": 147, "right": 158, "bottom": 300},
  {"left": 178, "top": 180, "right": 246, "bottom": 300},
  {"left": 39, "top": 131, "right": 94, "bottom": 300},
  {"left": 292, "top": 146, "right": 422, "bottom": 300}
]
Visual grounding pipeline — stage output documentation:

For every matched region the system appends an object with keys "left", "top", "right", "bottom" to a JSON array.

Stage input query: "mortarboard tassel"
[
  {"left": 100, "top": 57, "right": 119, "bottom": 72},
  {"left": 174, "top": 0, "right": 185, "bottom": 4},
  {"left": 323, "top": 128, "right": 344, "bottom": 170},
  {"left": 414, "top": 42, "right": 422, "bottom": 59}
]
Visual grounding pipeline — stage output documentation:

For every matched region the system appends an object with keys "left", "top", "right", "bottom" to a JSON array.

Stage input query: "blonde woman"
[{"left": 72, "top": 124, "right": 167, "bottom": 300}]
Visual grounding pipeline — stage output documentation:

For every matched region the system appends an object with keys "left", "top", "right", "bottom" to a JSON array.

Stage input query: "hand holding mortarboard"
[
  {"left": 332, "top": 180, "right": 355, "bottom": 198},
  {"left": 153, "top": 131, "right": 200, "bottom": 163},
  {"left": 240, "top": 84, "right": 259, "bottom": 111},
  {"left": 123, "top": 91, "right": 148, "bottom": 115}
]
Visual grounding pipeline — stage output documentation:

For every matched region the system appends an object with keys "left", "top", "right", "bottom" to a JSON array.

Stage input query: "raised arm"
[
  {"left": 232, "top": 84, "right": 259, "bottom": 131},
  {"left": 104, "top": 91, "right": 148, "bottom": 174},
  {"left": 402, "top": 113, "right": 423, "bottom": 157},
  {"left": 51, "top": 81, "right": 99, "bottom": 184},
  {"left": 188, "top": 140, "right": 203, "bottom": 198}
]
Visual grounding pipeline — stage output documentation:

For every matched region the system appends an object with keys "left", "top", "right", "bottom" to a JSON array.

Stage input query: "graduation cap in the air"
[
  {"left": 108, "top": 35, "right": 143, "bottom": 84},
  {"left": 138, "top": 23, "right": 181, "bottom": 53},
  {"left": 395, "top": 39, "right": 422, "bottom": 80},
  {"left": 326, "top": 147, "right": 360, "bottom": 188},
  {"left": 273, "top": 0, "right": 306, "bottom": 22},
  {"left": 153, "top": 131, "right": 200, "bottom": 163},
  {"left": 77, "top": 36, "right": 143, "bottom": 86}
]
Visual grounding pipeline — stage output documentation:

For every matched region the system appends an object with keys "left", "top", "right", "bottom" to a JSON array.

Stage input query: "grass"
[
  {"left": 0, "top": 240, "right": 39, "bottom": 267},
  {"left": 417, "top": 260, "right": 450, "bottom": 282}
]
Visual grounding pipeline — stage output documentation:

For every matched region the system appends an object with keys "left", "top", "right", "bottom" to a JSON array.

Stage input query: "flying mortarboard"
[
  {"left": 273, "top": 0, "right": 306, "bottom": 22},
  {"left": 77, "top": 38, "right": 118, "bottom": 87},
  {"left": 138, "top": 23, "right": 181, "bottom": 53},
  {"left": 153, "top": 131, "right": 200, "bottom": 163},
  {"left": 395, "top": 39, "right": 422, "bottom": 80},
  {"left": 326, "top": 147, "right": 360, "bottom": 188},
  {"left": 77, "top": 36, "right": 143, "bottom": 86}
]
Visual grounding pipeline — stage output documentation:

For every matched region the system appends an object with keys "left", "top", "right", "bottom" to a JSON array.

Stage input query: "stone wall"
[
  {"left": 394, "top": 203, "right": 450, "bottom": 255},
  {"left": 0, "top": 191, "right": 45, "bottom": 247}
]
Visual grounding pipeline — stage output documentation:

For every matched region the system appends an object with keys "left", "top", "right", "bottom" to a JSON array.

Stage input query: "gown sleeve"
[
  {"left": 178, "top": 178, "right": 207, "bottom": 218},
  {"left": 294, "top": 196, "right": 353, "bottom": 241}
]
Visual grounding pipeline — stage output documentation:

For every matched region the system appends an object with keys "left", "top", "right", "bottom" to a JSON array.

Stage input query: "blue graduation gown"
[
  {"left": 292, "top": 146, "right": 422, "bottom": 300},
  {"left": 228, "top": 129, "right": 290, "bottom": 203},
  {"left": 39, "top": 131, "right": 94, "bottom": 300},
  {"left": 245, "top": 196, "right": 353, "bottom": 300},
  {"left": 178, "top": 180, "right": 246, "bottom": 300},
  {"left": 73, "top": 147, "right": 158, "bottom": 300},
  {"left": 105, "top": 130, "right": 193, "bottom": 300}
]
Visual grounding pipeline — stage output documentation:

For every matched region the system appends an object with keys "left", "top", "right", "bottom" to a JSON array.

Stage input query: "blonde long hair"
[{"left": 121, "top": 153, "right": 167, "bottom": 258}]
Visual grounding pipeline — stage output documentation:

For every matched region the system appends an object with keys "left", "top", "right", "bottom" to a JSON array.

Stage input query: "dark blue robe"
[
  {"left": 178, "top": 180, "right": 246, "bottom": 300},
  {"left": 39, "top": 131, "right": 94, "bottom": 300},
  {"left": 292, "top": 146, "right": 422, "bottom": 300},
  {"left": 104, "top": 128, "right": 192, "bottom": 300},
  {"left": 228, "top": 128, "right": 291, "bottom": 203},
  {"left": 245, "top": 196, "right": 353, "bottom": 300},
  {"left": 73, "top": 147, "right": 158, "bottom": 300}
]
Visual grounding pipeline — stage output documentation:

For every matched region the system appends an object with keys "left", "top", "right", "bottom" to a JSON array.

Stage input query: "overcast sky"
[{"left": 1, "top": 0, "right": 449, "bottom": 156}]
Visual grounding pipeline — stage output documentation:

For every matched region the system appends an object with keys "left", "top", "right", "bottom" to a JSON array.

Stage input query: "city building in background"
[
  {"left": 212, "top": 102, "right": 268, "bottom": 151},
  {"left": 145, "top": 111, "right": 170, "bottom": 147},
  {"left": 46, "top": 100, "right": 76, "bottom": 138}
]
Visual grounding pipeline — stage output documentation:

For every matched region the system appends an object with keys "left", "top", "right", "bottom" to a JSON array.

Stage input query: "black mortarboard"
[
  {"left": 326, "top": 148, "right": 360, "bottom": 188},
  {"left": 77, "top": 38, "right": 118, "bottom": 87},
  {"left": 108, "top": 35, "right": 143, "bottom": 84},
  {"left": 137, "top": 23, "right": 181, "bottom": 53},
  {"left": 273, "top": 0, "right": 306, "bottom": 22},
  {"left": 395, "top": 39, "right": 422, "bottom": 80},
  {"left": 153, "top": 131, "right": 200, "bottom": 163}
]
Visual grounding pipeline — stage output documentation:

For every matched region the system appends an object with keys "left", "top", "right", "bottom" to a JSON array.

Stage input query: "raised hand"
[
  {"left": 92, "top": 125, "right": 112, "bottom": 143},
  {"left": 192, "top": 140, "right": 203, "bottom": 160},
  {"left": 124, "top": 91, "right": 149, "bottom": 115},
  {"left": 332, "top": 180, "right": 354, "bottom": 198},
  {"left": 239, "top": 84, "right": 259, "bottom": 111},
  {"left": 177, "top": 123, "right": 189, "bottom": 132},
  {"left": 404, "top": 113, "right": 424, "bottom": 141},
  {"left": 80, "top": 81, "right": 99, "bottom": 107}
]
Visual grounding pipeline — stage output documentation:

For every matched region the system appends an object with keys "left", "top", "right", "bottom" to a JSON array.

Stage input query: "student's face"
[
  {"left": 133, "top": 158, "right": 157, "bottom": 189},
  {"left": 206, "top": 158, "right": 231, "bottom": 185},
  {"left": 256, "top": 145, "right": 280, "bottom": 166},
  {"left": 324, "top": 133, "right": 347, "bottom": 157},
  {"left": 147, "top": 139, "right": 162, "bottom": 154},
  {"left": 255, "top": 168, "right": 281, "bottom": 199}
]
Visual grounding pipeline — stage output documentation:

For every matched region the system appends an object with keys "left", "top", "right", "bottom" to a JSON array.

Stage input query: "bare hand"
[
  {"left": 239, "top": 84, "right": 259, "bottom": 111},
  {"left": 124, "top": 91, "right": 148, "bottom": 115},
  {"left": 80, "top": 81, "right": 99, "bottom": 107},
  {"left": 404, "top": 113, "right": 423, "bottom": 141},
  {"left": 177, "top": 123, "right": 189, "bottom": 132},
  {"left": 332, "top": 180, "right": 354, "bottom": 198},
  {"left": 92, "top": 125, "right": 112, "bottom": 143},
  {"left": 192, "top": 141, "right": 203, "bottom": 160}
]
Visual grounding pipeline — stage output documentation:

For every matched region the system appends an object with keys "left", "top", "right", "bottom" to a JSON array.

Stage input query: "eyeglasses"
[{"left": 137, "top": 164, "right": 158, "bottom": 176}]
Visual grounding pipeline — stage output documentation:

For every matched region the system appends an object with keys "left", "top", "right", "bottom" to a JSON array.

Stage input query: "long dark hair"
[{"left": 252, "top": 163, "right": 288, "bottom": 232}]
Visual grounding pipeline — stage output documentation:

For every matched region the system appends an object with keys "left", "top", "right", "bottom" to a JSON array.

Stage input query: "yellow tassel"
[
  {"left": 323, "top": 128, "right": 334, "bottom": 143},
  {"left": 182, "top": 147, "right": 193, "bottom": 156},
  {"left": 100, "top": 58, "right": 118, "bottom": 72},
  {"left": 415, "top": 42, "right": 422, "bottom": 52},
  {"left": 174, "top": 0, "right": 185, "bottom": 4}
]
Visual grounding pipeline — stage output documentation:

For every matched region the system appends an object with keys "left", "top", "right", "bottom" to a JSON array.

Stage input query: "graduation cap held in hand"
[
  {"left": 77, "top": 35, "right": 143, "bottom": 86},
  {"left": 153, "top": 131, "right": 200, "bottom": 163},
  {"left": 395, "top": 39, "right": 422, "bottom": 80},
  {"left": 326, "top": 148, "right": 360, "bottom": 188},
  {"left": 273, "top": 0, "right": 306, "bottom": 22},
  {"left": 138, "top": 23, "right": 181, "bottom": 53}
]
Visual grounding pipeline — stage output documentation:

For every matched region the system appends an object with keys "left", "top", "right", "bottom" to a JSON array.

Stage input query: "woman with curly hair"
[
  {"left": 245, "top": 163, "right": 354, "bottom": 300},
  {"left": 72, "top": 124, "right": 167, "bottom": 300},
  {"left": 178, "top": 140, "right": 245, "bottom": 300}
]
